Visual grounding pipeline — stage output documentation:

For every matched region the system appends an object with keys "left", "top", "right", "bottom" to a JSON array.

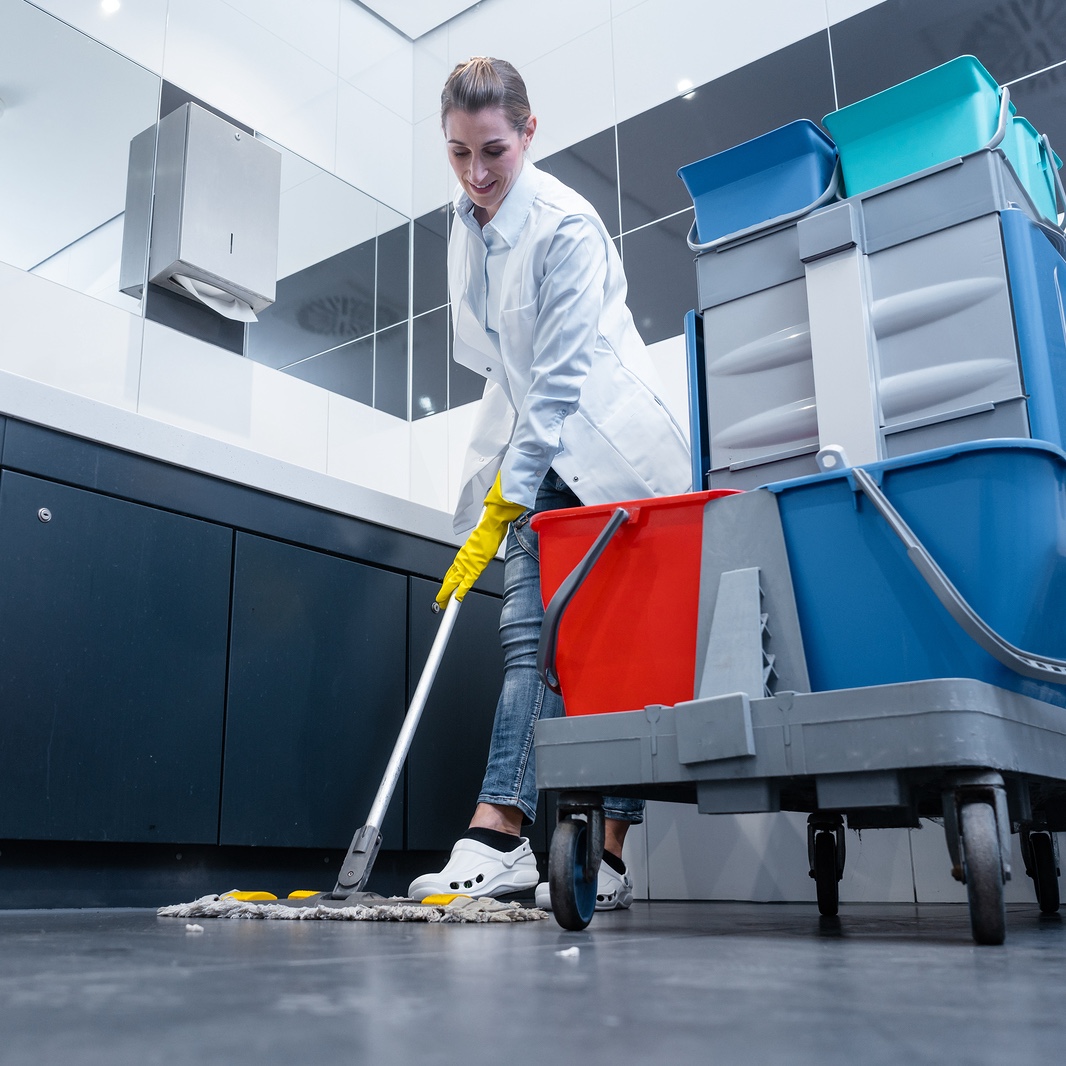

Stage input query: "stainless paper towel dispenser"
[{"left": 119, "top": 102, "right": 281, "bottom": 319}]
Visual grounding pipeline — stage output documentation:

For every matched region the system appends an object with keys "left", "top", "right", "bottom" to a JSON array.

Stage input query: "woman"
[{"left": 409, "top": 57, "right": 690, "bottom": 909}]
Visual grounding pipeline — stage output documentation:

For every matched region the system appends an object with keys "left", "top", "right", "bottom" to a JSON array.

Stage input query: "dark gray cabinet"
[
  {"left": 0, "top": 419, "right": 505, "bottom": 887},
  {"left": 220, "top": 533, "right": 408, "bottom": 849},
  {"left": 0, "top": 470, "right": 232, "bottom": 842},
  {"left": 405, "top": 578, "right": 505, "bottom": 851}
]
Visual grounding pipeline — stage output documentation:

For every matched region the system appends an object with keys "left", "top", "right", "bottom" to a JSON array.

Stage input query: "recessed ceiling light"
[{"left": 101, "top": 0, "right": 121, "bottom": 15}]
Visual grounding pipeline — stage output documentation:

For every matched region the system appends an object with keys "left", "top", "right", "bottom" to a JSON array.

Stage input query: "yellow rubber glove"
[{"left": 437, "top": 472, "right": 526, "bottom": 606}]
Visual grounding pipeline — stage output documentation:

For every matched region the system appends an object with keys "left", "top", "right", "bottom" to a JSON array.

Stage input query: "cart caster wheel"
[
  {"left": 961, "top": 801, "right": 1006, "bottom": 945},
  {"left": 813, "top": 831, "right": 840, "bottom": 917},
  {"left": 549, "top": 818, "right": 599, "bottom": 931},
  {"left": 1029, "top": 832, "right": 1060, "bottom": 915}
]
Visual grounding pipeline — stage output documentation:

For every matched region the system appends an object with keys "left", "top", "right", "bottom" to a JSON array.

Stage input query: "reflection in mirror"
[
  {"left": 247, "top": 137, "right": 412, "bottom": 418},
  {"left": 0, "top": 1, "right": 160, "bottom": 311}
]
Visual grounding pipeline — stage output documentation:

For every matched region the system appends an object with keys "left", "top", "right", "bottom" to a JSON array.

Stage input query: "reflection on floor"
[{"left": 2, "top": 901, "right": 1065, "bottom": 1064}]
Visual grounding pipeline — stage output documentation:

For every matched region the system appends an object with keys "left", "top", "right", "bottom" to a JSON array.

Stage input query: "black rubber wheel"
[
  {"left": 549, "top": 818, "right": 598, "bottom": 931},
  {"left": 813, "top": 831, "right": 839, "bottom": 917},
  {"left": 1030, "top": 832, "right": 1061, "bottom": 915},
  {"left": 961, "top": 801, "right": 1006, "bottom": 946}
]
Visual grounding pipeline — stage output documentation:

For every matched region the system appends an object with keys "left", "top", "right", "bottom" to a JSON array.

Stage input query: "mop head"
[{"left": 158, "top": 892, "right": 548, "bottom": 923}]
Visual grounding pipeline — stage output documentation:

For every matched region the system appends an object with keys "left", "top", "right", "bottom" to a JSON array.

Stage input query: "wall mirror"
[
  {"left": 0, "top": 1, "right": 416, "bottom": 421},
  {"left": 0, "top": 0, "right": 159, "bottom": 312}
]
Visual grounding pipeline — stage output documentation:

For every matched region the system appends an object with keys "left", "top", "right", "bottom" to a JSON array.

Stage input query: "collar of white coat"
[{"left": 453, "top": 158, "right": 540, "bottom": 247}]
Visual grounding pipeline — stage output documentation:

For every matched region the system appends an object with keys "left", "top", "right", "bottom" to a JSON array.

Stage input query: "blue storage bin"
[
  {"left": 1001, "top": 208, "right": 1066, "bottom": 450},
  {"left": 677, "top": 119, "right": 838, "bottom": 247},
  {"left": 823, "top": 55, "right": 1009, "bottom": 196},
  {"left": 765, "top": 440, "right": 1066, "bottom": 706}
]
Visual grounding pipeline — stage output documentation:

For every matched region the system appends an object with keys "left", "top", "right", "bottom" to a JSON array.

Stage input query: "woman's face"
[{"left": 444, "top": 106, "right": 536, "bottom": 223}]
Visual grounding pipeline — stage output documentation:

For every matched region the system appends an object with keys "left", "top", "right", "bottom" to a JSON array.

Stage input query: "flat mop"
[{"left": 159, "top": 596, "right": 546, "bottom": 923}]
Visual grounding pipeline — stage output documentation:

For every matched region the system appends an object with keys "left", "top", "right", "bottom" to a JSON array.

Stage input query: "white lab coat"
[{"left": 449, "top": 161, "right": 691, "bottom": 533}]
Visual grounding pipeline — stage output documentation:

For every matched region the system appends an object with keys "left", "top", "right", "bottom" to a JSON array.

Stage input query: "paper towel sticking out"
[{"left": 173, "top": 274, "right": 258, "bottom": 322}]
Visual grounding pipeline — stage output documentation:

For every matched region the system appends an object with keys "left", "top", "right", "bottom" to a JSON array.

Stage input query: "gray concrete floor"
[{"left": 1, "top": 901, "right": 1064, "bottom": 1065}]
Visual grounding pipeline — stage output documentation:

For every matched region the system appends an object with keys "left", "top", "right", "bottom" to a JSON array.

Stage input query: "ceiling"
[{"left": 355, "top": 0, "right": 483, "bottom": 40}]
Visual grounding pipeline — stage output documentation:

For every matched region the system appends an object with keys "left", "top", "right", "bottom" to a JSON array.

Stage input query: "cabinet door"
[
  {"left": 221, "top": 533, "right": 407, "bottom": 849},
  {"left": 405, "top": 577, "right": 505, "bottom": 851},
  {"left": 0, "top": 471, "right": 232, "bottom": 842}
]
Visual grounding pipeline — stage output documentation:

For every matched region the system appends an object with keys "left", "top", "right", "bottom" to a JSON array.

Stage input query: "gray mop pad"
[{"left": 158, "top": 893, "right": 548, "bottom": 923}]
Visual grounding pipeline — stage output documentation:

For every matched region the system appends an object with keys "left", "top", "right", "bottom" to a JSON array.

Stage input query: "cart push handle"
[
  {"left": 851, "top": 466, "right": 1066, "bottom": 685},
  {"left": 537, "top": 506, "right": 631, "bottom": 694}
]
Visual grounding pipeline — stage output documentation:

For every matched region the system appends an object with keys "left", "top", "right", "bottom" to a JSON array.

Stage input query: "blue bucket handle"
[{"left": 686, "top": 161, "right": 842, "bottom": 253}]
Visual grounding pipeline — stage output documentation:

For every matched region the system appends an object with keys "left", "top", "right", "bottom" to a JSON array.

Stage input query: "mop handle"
[{"left": 363, "top": 594, "right": 462, "bottom": 832}]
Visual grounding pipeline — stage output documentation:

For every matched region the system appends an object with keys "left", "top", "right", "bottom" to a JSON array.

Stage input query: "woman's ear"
[{"left": 523, "top": 114, "right": 537, "bottom": 150}]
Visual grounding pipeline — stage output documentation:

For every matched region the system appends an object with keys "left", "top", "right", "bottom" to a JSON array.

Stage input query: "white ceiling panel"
[{"left": 354, "top": 0, "right": 483, "bottom": 40}]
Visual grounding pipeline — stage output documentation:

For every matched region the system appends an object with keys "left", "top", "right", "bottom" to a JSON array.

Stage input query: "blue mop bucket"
[{"left": 766, "top": 439, "right": 1066, "bottom": 706}]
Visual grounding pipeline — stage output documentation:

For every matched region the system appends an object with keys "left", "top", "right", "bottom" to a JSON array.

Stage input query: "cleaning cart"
[
  {"left": 533, "top": 440, "right": 1066, "bottom": 944},
  {"left": 533, "top": 57, "right": 1066, "bottom": 945}
]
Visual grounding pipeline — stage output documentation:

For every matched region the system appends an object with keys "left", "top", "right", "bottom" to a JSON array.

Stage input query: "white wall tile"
[
  {"left": 164, "top": 0, "right": 339, "bottom": 173},
  {"left": 27, "top": 0, "right": 169, "bottom": 72},
  {"left": 380, "top": 401, "right": 483, "bottom": 526},
  {"left": 412, "top": 113, "right": 457, "bottom": 219},
  {"left": 644, "top": 802, "right": 815, "bottom": 902},
  {"left": 445, "top": 401, "right": 481, "bottom": 519},
  {"left": 139, "top": 320, "right": 329, "bottom": 471},
  {"left": 522, "top": 24, "right": 617, "bottom": 161},
  {"left": 326, "top": 391, "right": 412, "bottom": 499},
  {"left": 336, "top": 80, "right": 413, "bottom": 216},
  {"left": 644, "top": 804, "right": 922, "bottom": 903},
  {"left": 412, "top": 28, "right": 452, "bottom": 124},
  {"left": 612, "top": 0, "right": 828, "bottom": 125},
  {"left": 0, "top": 262, "right": 142, "bottom": 409},
  {"left": 30, "top": 215, "right": 141, "bottom": 314},
  {"left": 2, "top": 2, "right": 159, "bottom": 274},
  {"left": 410, "top": 411, "right": 452, "bottom": 512},
  {"left": 826, "top": 0, "right": 888, "bottom": 25},
  {"left": 837, "top": 827, "right": 916, "bottom": 903},
  {"left": 443, "top": 0, "right": 612, "bottom": 75},
  {"left": 909, "top": 818, "right": 978, "bottom": 903},
  {"left": 274, "top": 159, "right": 384, "bottom": 279},
  {"left": 622, "top": 820, "right": 651, "bottom": 900},
  {"left": 644, "top": 333, "right": 691, "bottom": 448},
  {"left": 248, "top": 361, "right": 331, "bottom": 471},
  {"left": 909, "top": 817, "right": 1040, "bottom": 905},
  {"left": 139, "top": 321, "right": 253, "bottom": 442},
  {"left": 339, "top": 0, "right": 413, "bottom": 122},
  {"left": 220, "top": 0, "right": 342, "bottom": 74}
]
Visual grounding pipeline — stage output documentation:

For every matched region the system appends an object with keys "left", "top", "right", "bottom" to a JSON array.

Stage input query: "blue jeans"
[{"left": 477, "top": 470, "right": 645, "bottom": 826}]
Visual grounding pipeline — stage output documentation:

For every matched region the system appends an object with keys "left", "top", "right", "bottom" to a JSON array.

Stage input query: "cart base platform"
[{"left": 535, "top": 679, "right": 1066, "bottom": 941}]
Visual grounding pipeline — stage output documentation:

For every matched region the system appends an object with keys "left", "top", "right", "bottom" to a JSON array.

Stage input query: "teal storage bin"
[
  {"left": 823, "top": 55, "right": 1009, "bottom": 196},
  {"left": 1002, "top": 115, "right": 1063, "bottom": 224},
  {"left": 678, "top": 119, "right": 838, "bottom": 249}
]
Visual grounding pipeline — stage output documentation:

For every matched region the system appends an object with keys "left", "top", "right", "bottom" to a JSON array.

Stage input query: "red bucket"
[{"left": 533, "top": 489, "right": 739, "bottom": 716}]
